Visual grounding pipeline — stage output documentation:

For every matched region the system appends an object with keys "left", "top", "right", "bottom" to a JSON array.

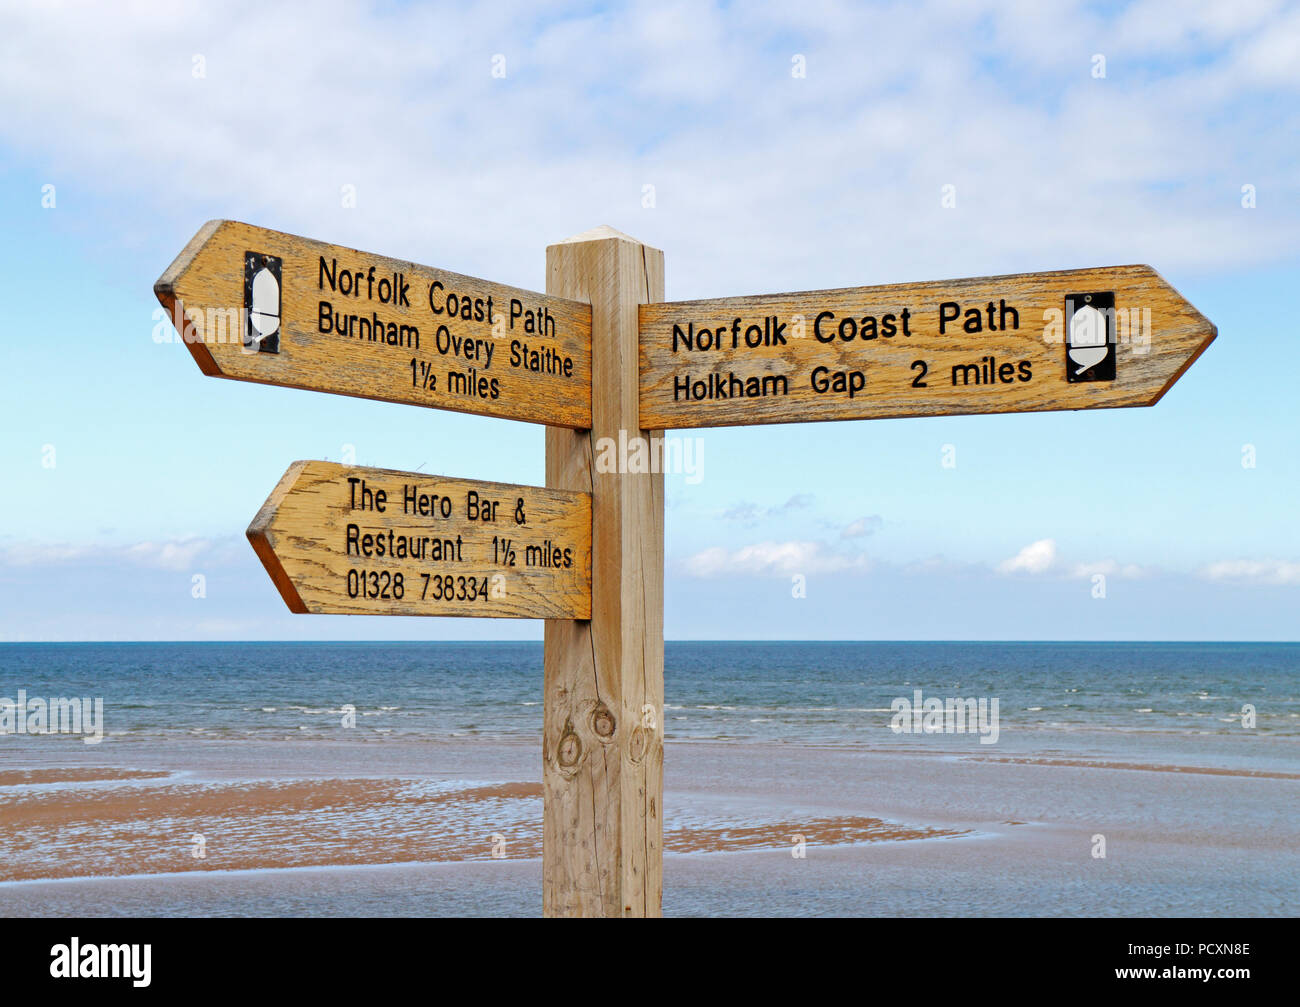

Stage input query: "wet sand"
[
  {"left": 1, "top": 736, "right": 1297, "bottom": 915},
  {"left": 966, "top": 756, "right": 1300, "bottom": 780},
  {"left": 0, "top": 765, "right": 963, "bottom": 882},
  {"left": 0, "top": 768, "right": 168, "bottom": 786}
]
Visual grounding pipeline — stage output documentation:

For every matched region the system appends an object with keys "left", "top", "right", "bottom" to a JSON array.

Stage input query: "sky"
[{"left": 0, "top": 0, "right": 1297, "bottom": 641}]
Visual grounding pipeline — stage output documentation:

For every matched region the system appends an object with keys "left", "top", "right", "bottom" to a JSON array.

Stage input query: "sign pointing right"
[{"left": 638, "top": 264, "right": 1215, "bottom": 429}]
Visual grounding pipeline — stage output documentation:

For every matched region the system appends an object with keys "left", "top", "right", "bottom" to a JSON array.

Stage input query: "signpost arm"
[{"left": 543, "top": 227, "right": 665, "bottom": 917}]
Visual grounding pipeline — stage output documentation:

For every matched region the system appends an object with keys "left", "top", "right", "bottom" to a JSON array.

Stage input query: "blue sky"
[{"left": 1, "top": 0, "right": 1297, "bottom": 640}]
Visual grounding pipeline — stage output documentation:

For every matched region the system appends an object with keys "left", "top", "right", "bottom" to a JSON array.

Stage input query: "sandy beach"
[{"left": 3, "top": 732, "right": 1296, "bottom": 916}]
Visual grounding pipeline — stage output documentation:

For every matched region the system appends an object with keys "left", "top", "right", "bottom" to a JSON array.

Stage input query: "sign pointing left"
[
  {"left": 155, "top": 220, "right": 593, "bottom": 427},
  {"left": 248, "top": 461, "right": 592, "bottom": 619}
]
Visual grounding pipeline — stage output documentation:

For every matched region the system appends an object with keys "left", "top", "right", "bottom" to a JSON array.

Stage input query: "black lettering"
[
  {"left": 1000, "top": 299, "right": 1019, "bottom": 331},
  {"left": 814, "top": 311, "right": 836, "bottom": 342},
  {"left": 938, "top": 302, "right": 960, "bottom": 334},
  {"left": 952, "top": 363, "right": 981, "bottom": 385}
]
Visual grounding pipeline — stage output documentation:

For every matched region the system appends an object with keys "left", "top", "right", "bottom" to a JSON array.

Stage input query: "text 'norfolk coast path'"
[
  {"left": 639, "top": 265, "right": 1216, "bottom": 428},
  {"left": 155, "top": 220, "right": 593, "bottom": 427}
]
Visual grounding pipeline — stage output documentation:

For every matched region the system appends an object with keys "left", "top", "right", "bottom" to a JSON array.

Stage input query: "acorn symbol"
[
  {"left": 1068, "top": 303, "right": 1108, "bottom": 375},
  {"left": 1063, "top": 291, "right": 1116, "bottom": 382},
  {"left": 243, "top": 251, "right": 282, "bottom": 353},
  {"left": 248, "top": 264, "right": 280, "bottom": 345}
]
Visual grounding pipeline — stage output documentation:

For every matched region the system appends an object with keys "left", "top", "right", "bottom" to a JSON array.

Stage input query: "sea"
[
  {"left": 1, "top": 640, "right": 1296, "bottom": 747},
  {"left": 1, "top": 641, "right": 1297, "bottom": 917}
]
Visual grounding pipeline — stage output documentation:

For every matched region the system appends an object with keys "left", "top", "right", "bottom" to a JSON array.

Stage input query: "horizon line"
[{"left": 2, "top": 639, "right": 1296, "bottom": 646}]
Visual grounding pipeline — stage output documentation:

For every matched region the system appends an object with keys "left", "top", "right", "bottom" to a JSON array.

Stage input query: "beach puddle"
[
  {"left": 964, "top": 756, "right": 1300, "bottom": 780},
  {"left": 0, "top": 774, "right": 961, "bottom": 882},
  {"left": 0, "top": 768, "right": 170, "bottom": 787},
  {"left": 668, "top": 817, "right": 967, "bottom": 853}
]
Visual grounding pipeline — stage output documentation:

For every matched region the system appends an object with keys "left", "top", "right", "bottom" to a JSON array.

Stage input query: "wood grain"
[
  {"left": 156, "top": 220, "right": 592, "bottom": 428},
  {"left": 543, "top": 226, "right": 666, "bottom": 917},
  {"left": 639, "top": 264, "right": 1215, "bottom": 428},
  {"left": 247, "top": 460, "right": 591, "bottom": 619}
]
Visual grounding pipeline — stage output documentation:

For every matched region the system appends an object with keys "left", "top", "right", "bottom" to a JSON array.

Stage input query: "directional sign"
[
  {"left": 638, "top": 265, "right": 1215, "bottom": 428},
  {"left": 248, "top": 461, "right": 591, "bottom": 619},
  {"left": 164, "top": 218, "right": 1223, "bottom": 918},
  {"left": 155, "top": 221, "right": 593, "bottom": 427}
]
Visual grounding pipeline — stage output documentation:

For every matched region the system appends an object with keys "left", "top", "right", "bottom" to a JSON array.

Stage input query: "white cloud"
[
  {"left": 841, "top": 516, "right": 882, "bottom": 539},
  {"left": 1200, "top": 559, "right": 1300, "bottom": 586},
  {"left": 0, "top": 537, "right": 235, "bottom": 572},
  {"left": 682, "top": 540, "right": 868, "bottom": 578},
  {"left": 124, "top": 540, "right": 217, "bottom": 572},
  {"left": 1112, "top": 0, "right": 1284, "bottom": 53},
  {"left": 1070, "top": 559, "right": 1151, "bottom": 580},
  {"left": 902, "top": 556, "right": 957, "bottom": 575},
  {"left": 720, "top": 494, "right": 814, "bottom": 524},
  {"left": 0, "top": 543, "right": 92, "bottom": 566},
  {"left": 998, "top": 538, "right": 1058, "bottom": 575},
  {"left": 0, "top": 0, "right": 1295, "bottom": 301},
  {"left": 998, "top": 540, "right": 1153, "bottom": 579}
]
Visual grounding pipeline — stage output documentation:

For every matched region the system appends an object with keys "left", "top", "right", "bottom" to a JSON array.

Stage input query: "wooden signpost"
[
  {"left": 639, "top": 265, "right": 1216, "bottom": 428},
  {"left": 248, "top": 461, "right": 591, "bottom": 620},
  {"left": 155, "top": 220, "right": 592, "bottom": 427},
  {"left": 157, "top": 221, "right": 1215, "bottom": 918}
]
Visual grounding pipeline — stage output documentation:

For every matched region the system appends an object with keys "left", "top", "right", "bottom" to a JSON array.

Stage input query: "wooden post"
[{"left": 543, "top": 226, "right": 665, "bottom": 917}]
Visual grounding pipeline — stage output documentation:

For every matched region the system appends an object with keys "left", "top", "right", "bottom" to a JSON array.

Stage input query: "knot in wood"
[
  {"left": 591, "top": 704, "right": 616, "bottom": 739},
  {"left": 557, "top": 730, "right": 582, "bottom": 767},
  {"left": 628, "top": 725, "right": 648, "bottom": 764}
]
